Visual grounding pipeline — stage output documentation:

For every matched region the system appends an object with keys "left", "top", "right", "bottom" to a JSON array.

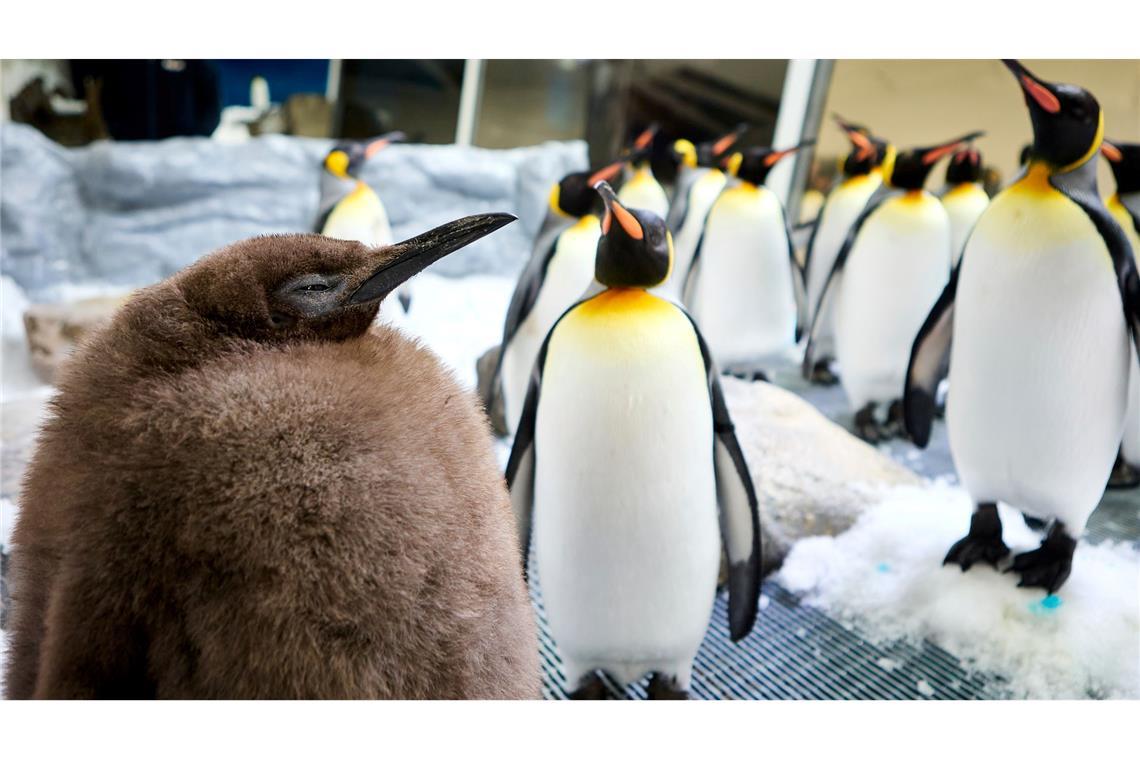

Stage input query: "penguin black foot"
[
  {"left": 853, "top": 403, "right": 883, "bottom": 443},
  {"left": 1021, "top": 513, "right": 1048, "bottom": 532},
  {"left": 809, "top": 360, "right": 839, "bottom": 386},
  {"left": 728, "top": 368, "right": 768, "bottom": 383},
  {"left": 1107, "top": 451, "right": 1140, "bottom": 489},
  {"left": 1007, "top": 522, "right": 1076, "bottom": 593},
  {"left": 944, "top": 502, "right": 1010, "bottom": 571},
  {"left": 883, "top": 399, "right": 905, "bottom": 440},
  {"left": 568, "top": 672, "right": 609, "bottom": 700},
  {"left": 646, "top": 673, "right": 689, "bottom": 700}
]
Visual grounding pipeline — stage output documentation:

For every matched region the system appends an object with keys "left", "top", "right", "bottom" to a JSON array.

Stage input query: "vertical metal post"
[
  {"left": 767, "top": 59, "right": 833, "bottom": 225},
  {"left": 455, "top": 59, "right": 486, "bottom": 146}
]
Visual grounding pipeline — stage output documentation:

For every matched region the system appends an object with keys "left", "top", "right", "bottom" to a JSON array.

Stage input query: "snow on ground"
[{"left": 778, "top": 482, "right": 1140, "bottom": 698}]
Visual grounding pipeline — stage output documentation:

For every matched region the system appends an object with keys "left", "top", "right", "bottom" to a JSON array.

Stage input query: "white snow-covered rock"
[{"left": 779, "top": 483, "right": 1140, "bottom": 698}]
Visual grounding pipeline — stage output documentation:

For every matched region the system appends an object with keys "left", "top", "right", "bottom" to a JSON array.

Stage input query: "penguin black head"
[
  {"left": 179, "top": 214, "right": 515, "bottom": 342},
  {"left": 887, "top": 132, "right": 985, "bottom": 190},
  {"left": 1003, "top": 60, "right": 1102, "bottom": 172},
  {"left": 625, "top": 123, "right": 659, "bottom": 166},
  {"left": 1102, "top": 140, "right": 1140, "bottom": 195},
  {"left": 834, "top": 115, "right": 879, "bottom": 176},
  {"left": 725, "top": 141, "right": 815, "bottom": 186},
  {"left": 550, "top": 162, "right": 624, "bottom": 218},
  {"left": 945, "top": 145, "right": 984, "bottom": 185},
  {"left": 592, "top": 181, "right": 672, "bottom": 289},
  {"left": 323, "top": 131, "right": 406, "bottom": 179}
]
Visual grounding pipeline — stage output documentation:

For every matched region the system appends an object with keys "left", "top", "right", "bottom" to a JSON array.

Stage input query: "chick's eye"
[{"left": 296, "top": 283, "right": 330, "bottom": 293}]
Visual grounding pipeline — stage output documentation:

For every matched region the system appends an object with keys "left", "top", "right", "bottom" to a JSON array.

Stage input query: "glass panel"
[{"left": 336, "top": 59, "right": 465, "bottom": 143}]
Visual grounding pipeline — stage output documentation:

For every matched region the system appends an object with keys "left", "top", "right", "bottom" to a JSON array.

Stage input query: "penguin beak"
[
  {"left": 1003, "top": 59, "right": 1062, "bottom": 115},
  {"left": 1102, "top": 140, "right": 1123, "bottom": 163},
  {"left": 632, "top": 123, "right": 659, "bottom": 152},
  {"left": 347, "top": 213, "right": 516, "bottom": 304},
  {"left": 364, "top": 131, "right": 406, "bottom": 159},
  {"left": 594, "top": 181, "right": 643, "bottom": 240},
  {"left": 835, "top": 115, "right": 876, "bottom": 160},
  {"left": 711, "top": 123, "right": 748, "bottom": 159},
  {"left": 920, "top": 131, "right": 986, "bottom": 165},
  {"left": 763, "top": 140, "right": 815, "bottom": 167},
  {"left": 587, "top": 161, "right": 624, "bottom": 187}
]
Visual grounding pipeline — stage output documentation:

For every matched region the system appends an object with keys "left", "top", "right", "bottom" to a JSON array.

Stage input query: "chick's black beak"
[
  {"left": 1003, "top": 59, "right": 1061, "bottom": 114},
  {"left": 348, "top": 213, "right": 516, "bottom": 304}
]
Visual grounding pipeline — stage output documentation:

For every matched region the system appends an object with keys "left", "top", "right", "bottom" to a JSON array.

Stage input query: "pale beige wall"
[{"left": 816, "top": 59, "right": 1140, "bottom": 193}]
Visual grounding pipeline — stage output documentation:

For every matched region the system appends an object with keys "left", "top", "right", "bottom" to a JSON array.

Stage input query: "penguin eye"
[{"left": 296, "top": 283, "right": 330, "bottom": 293}]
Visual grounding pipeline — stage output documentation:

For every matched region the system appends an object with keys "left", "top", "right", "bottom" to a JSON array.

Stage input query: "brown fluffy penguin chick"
[{"left": 5, "top": 214, "right": 541, "bottom": 699}]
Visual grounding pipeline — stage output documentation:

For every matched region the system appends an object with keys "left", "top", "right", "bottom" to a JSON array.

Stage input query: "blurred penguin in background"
[
  {"left": 802, "top": 115, "right": 893, "bottom": 385},
  {"left": 507, "top": 181, "right": 762, "bottom": 699},
  {"left": 316, "top": 133, "right": 411, "bottom": 324},
  {"left": 656, "top": 125, "right": 748, "bottom": 301},
  {"left": 5, "top": 215, "right": 542, "bottom": 699},
  {"left": 939, "top": 140, "right": 990, "bottom": 267},
  {"left": 617, "top": 124, "right": 670, "bottom": 220},
  {"left": 805, "top": 131, "right": 982, "bottom": 441},
  {"left": 905, "top": 61, "right": 1139, "bottom": 592},
  {"left": 685, "top": 143, "right": 812, "bottom": 380},
  {"left": 493, "top": 161, "right": 625, "bottom": 435},
  {"left": 1101, "top": 139, "right": 1140, "bottom": 488}
]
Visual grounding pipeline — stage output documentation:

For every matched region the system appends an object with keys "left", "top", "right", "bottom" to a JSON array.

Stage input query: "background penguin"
[
  {"left": 685, "top": 143, "right": 812, "bottom": 379},
  {"left": 939, "top": 141, "right": 990, "bottom": 267},
  {"left": 805, "top": 131, "right": 981, "bottom": 441},
  {"left": 802, "top": 115, "right": 892, "bottom": 385},
  {"left": 316, "top": 133, "right": 411, "bottom": 323},
  {"left": 493, "top": 161, "right": 624, "bottom": 436},
  {"left": 4, "top": 215, "right": 542, "bottom": 699},
  {"left": 658, "top": 125, "right": 748, "bottom": 301},
  {"left": 617, "top": 124, "right": 670, "bottom": 220},
  {"left": 905, "top": 61, "right": 1140, "bottom": 593},
  {"left": 506, "top": 181, "right": 762, "bottom": 700},
  {"left": 1101, "top": 139, "right": 1140, "bottom": 488}
]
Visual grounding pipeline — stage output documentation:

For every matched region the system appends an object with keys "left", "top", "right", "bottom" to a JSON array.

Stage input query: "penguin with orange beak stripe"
[
  {"left": 506, "top": 180, "right": 761, "bottom": 699},
  {"left": 939, "top": 139, "right": 990, "bottom": 268},
  {"left": 492, "top": 160, "right": 626, "bottom": 435},
  {"left": 1101, "top": 139, "right": 1140, "bottom": 488},
  {"left": 685, "top": 142, "right": 812, "bottom": 379},
  {"left": 904, "top": 61, "right": 1140, "bottom": 592},
  {"left": 804, "top": 130, "right": 982, "bottom": 441},
  {"left": 617, "top": 124, "right": 670, "bottom": 220},
  {"left": 316, "top": 132, "right": 410, "bottom": 321}
]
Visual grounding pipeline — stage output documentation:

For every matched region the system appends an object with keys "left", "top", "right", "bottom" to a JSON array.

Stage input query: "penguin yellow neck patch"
[
  {"left": 571, "top": 288, "right": 675, "bottom": 320},
  {"left": 1011, "top": 163, "right": 1056, "bottom": 197}
]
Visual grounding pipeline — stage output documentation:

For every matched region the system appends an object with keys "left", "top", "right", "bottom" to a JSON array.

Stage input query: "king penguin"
[
  {"left": 1101, "top": 139, "right": 1140, "bottom": 488},
  {"left": 685, "top": 143, "right": 812, "bottom": 378},
  {"left": 4, "top": 214, "right": 544, "bottom": 698},
  {"left": 904, "top": 61, "right": 1140, "bottom": 592},
  {"left": 805, "top": 130, "right": 982, "bottom": 441},
  {"left": 656, "top": 125, "right": 748, "bottom": 301},
  {"left": 802, "top": 115, "right": 893, "bottom": 385},
  {"left": 617, "top": 124, "right": 670, "bottom": 220},
  {"left": 316, "top": 133, "right": 410, "bottom": 323},
  {"left": 939, "top": 140, "right": 990, "bottom": 267},
  {"left": 506, "top": 181, "right": 762, "bottom": 699},
  {"left": 494, "top": 161, "right": 624, "bottom": 435}
]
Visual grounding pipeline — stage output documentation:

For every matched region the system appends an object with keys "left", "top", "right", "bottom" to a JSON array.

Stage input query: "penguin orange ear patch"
[
  {"left": 611, "top": 202, "right": 643, "bottom": 239},
  {"left": 1021, "top": 75, "right": 1061, "bottom": 114},
  {"left": 1101, "top": 141, "right": 1123, "bottom": 163},
  {"left": 712, "top": 131, "right": 741, "bottom": 156}
]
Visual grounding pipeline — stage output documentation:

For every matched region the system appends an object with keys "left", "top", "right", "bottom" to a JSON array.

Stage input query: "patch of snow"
[
  {"left": 876, "top": 657, "right": 898, "bottom": 671},
  {"left": 916, "top": 679, "right": 935, "bottom": 697},
  {"left": 778, "top": 482, "right": 1140, "bottom": 699}
]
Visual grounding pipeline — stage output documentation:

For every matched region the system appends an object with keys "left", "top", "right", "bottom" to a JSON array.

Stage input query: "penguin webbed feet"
[
  {"left": 808, "top": 358, "right": 839, "bottom": 386},
  {"left": 943, "top": 502, "right": 1010, "bottom": 571},
  {"left": 725, "top": 366, "right": 769, "bottom": 383},
  {"left": 1107, "top": 450, "right": 1140, "bottom": 489},
  {"left": 646, "top": 672, "right": 690, "bottom": 700},
  {"left": 1005, "top": 522, "right": 1076, "bottom": 593},
  {"left": 568, "top": 672, "right": 610, "bottom": 700}
]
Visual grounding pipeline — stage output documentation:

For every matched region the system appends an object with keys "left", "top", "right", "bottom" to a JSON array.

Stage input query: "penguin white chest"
[
  {"left": 656, "top": 169, "right": 726, "bottom": 300},
  {"left": 690, "top": 185, "right": 797, "bottom": 365},
  {"left": 618, "top": 167, "right": 670, "bottom": 220},
  {"left": 834, "top": 192, "right": 951, "bottom": 408},
  {"left": 947, "top": 180, "right": 1130, "bottom": 528},
  {"left": 501, "top": 216, "right": 601, "bottom": 434},
  {"left": 942, "top": 183, "right": 989, "bottom": 266},
  {"left": 321, "top": 184, "right": 392, "bottom": 247},
  {"left": 533, "top": 290, "right": 720, "bottom": 680}
]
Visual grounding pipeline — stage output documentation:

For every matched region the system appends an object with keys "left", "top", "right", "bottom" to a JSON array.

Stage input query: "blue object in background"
[{"left": 211, "top": 60, "right": 330, "bottom": 107}]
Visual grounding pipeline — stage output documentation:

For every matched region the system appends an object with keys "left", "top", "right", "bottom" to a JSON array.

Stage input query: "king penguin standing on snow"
[
  {"left": 492, "top": 161, "right": 624, "bottom": 435},
  {"left": 802, "top": 115, "right": 892, "bottom": 385},
  {"left": 685, "top": 143, "right": 811, "bottom": 379},
  {"left": 507, "top": 181, "right": 762, "bottom": 699},
  {"left": 805, "top": 130, "right": 982, "bottom": 441},
  {"left": 905, "top": 61, "right": 1140, "bottom": 592},
  {"left": 316, "top": 133, "right": 410, "bottom": 323}
]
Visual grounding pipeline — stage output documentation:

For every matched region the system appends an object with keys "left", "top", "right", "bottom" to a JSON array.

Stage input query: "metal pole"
[
  {"left": 767, "top": 59, "right": 832, "bottom": 224},
  {"left": 455, "top": 59, "right": 485, "bottom": 146}
]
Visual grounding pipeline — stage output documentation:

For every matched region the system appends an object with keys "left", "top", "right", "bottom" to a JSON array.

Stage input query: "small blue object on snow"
[
  {"left": 1029, "top": 594, "right": 1063, "bottom": 615},
  {"left": 876, "top": 562, "right": 891, "bottom": 573}
]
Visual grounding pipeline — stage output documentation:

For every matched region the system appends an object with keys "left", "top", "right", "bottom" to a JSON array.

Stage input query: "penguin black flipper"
[
  {"left": 801, "top": 192, "right": 894, "bottom": 377},
  {"left": 784, "top": 212, "right": 809, "bottom": 342},
  {"left": 1050, "top": 167, "right": 1140, "bottom": 357},
  {"left": 903, "top": 264, "right": 960, "bottom": 448},
  {"left": 800, "top": 194, "right": 827, "bottom": 281},
  {"left": 681, "top": 310, "right": 762, "bottom": 642}
]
